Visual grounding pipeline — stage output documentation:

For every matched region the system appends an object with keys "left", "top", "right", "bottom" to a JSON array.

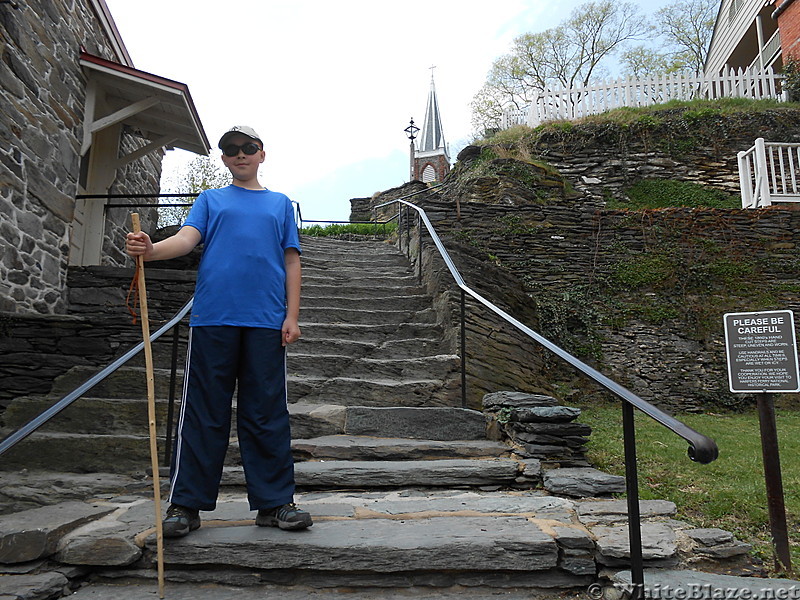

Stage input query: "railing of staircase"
[
  {"left": 376, "top": 191, "right": 719, "bottom": 599},
  {"left": 0, "top": 198, "right": 397, "bottom": 465},
  {"left": 0, "top": 298, "right": 194, "bottom": 463}
]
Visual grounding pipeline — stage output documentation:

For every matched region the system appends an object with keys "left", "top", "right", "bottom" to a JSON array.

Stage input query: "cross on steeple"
[{"left": 429, "top": 65, "right": 437, "bottom": 81}]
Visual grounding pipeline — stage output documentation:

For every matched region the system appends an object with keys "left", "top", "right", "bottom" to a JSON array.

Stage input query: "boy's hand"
[
  {"left": 282, "top": 318, "right": 301, "bottom": 346},
  {"left": 126, "top": 232, "right": 153, "bottom": 259}
]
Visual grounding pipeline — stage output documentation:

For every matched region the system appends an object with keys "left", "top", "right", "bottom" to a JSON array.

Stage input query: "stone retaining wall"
[
  {"left": 521, "top": 109, "right": 800, "bottom": 205},
  {"left": 411, "top": 196, "right": 800, "bottom": 413},
  {"left": 0, "top": 267, "right": 195, "bottom": 408}
]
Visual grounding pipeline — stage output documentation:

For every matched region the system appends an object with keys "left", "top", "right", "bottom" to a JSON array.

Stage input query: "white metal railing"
[
  {"left": 504, "top": 67, "right": 784, "bottom": 128},
  {"left": 738, "top": 138, "right": 800, "bottom": 208}
]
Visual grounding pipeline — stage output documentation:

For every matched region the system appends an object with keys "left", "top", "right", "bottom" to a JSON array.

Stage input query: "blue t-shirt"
[{"left": 182, "top": 185, "right": 301, "bottom": 329}]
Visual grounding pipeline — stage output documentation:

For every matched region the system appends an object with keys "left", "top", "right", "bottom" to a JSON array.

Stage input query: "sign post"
[{"left": 724, "top": 310, "right": 797, "bottom": 574}]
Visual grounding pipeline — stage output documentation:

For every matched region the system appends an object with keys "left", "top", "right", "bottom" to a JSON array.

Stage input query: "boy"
[{"left": 125, "top": 125, "right": 311, "bottom": 537}]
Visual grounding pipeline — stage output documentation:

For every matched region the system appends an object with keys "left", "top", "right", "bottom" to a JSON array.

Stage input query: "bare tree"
[
  {"left": 471, "top": 0, "right": 649, "bottom": 134},
  {"left": 654, "top": 0, "right": 718, "bottom": 76}
]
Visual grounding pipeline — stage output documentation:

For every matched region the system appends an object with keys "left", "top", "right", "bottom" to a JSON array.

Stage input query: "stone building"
[{"left": 1, "top": 0, "right": 208, "bottom": 316}]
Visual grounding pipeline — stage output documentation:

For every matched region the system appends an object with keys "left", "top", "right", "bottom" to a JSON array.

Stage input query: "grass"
[
  {"left": 610, "top": 179, "right": 741, "bottom": 210},
  {"left": 574, "top": 400, "right": 800, "bottom": 574},
  {"left": 301, "top": 222, "right": 397, "bottom": 237},
  {"left": 481, "top": 98, "right": 800, "bottom": 147}
]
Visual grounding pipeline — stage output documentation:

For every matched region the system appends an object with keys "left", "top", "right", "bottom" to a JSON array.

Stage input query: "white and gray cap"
[{"left": 218, "top": 125, "right": 263, "bottom": 149}]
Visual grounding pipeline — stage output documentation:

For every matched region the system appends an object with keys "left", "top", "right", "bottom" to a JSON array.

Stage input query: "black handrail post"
[
  {"left": 398, "top": 205, "right": 403, "bottom": 253},
  {"left": 405, "top": 206, "right": 410, "bottom": 259},
  {"left": 756, "top": 392, "right": 792, "bottom": 573},
  {"left": 417, "top": 213, "right": 422, "bottom": 283},
  {"left": 164, "top": 322, "right": 180, "bottom": 466},
  {"left": 460, "top": 288, "right": 467, "bottom": 408},
  {"left": 622, "top": 401, "right": 645, "bottom": 600}
]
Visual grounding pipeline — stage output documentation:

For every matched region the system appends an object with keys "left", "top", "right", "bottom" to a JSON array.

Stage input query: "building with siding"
[{"left": 704, "top": 0, "right": 793, "bottom": 75}]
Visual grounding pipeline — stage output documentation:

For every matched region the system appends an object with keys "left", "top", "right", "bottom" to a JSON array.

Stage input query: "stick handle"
[{"left": 132, "top": 213, "right": 166, "bottom": 598}]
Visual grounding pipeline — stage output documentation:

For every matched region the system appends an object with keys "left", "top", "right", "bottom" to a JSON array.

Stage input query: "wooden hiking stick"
[{"left": 131, "top": 213, "right": 166, "bottom": 598}]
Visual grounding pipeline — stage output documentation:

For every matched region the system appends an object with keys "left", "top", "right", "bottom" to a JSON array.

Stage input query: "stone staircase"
[{"left": 0, "top": 235, "right": 788, "bottom": 599}]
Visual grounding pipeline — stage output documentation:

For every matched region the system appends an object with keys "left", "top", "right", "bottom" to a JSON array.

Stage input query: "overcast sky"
[{"left": 104, "top": 0, "right": 676, "bottom": 223}]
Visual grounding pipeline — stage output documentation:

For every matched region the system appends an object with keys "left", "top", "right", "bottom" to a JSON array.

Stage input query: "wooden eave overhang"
[{"left": 79, "top": 50, "right": 210, "bottom": 159}]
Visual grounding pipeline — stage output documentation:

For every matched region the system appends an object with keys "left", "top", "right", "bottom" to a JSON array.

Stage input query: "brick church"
[{"left": 412, "top": 75, "right": 450, "bottom": 184}]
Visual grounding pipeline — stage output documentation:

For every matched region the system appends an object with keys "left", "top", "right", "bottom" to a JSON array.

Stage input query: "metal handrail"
[
  {"left": 377, "top": 192, "right": 719, "bottom": 600},
  {"left": 377, "top": 195, "right": 718, "bottom": 463},
  {"left": 0, "top": 299, "right": 193, "bottom": 457}
]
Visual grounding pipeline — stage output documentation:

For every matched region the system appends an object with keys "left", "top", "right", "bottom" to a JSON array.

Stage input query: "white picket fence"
[
  {"left": 501, "top": 67, "right": 785, "bottom": 129},
  {"left": 738, "top": 138, "right": 800, "bottom": 208}
]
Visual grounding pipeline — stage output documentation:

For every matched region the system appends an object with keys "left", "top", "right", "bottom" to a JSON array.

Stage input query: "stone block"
[
  {"left": 0, "top": 502, "right": 115, "bottom": 563},
  {"left": 542, "top": 468, "right": 625, "bottom": 497},
  {"left": 591, "top": 523, "right": 677, "bottom": 562},
  {"left": 685, "top": 527, "right": 734, "bottom": 546},
  {"left": 344, "top": 406, "right": 487, "bottom": 440},
  {"left": 577, "top": 499, "right": 676, "bottom": 523},
  {"left": 509, "top": 406, "right": 581, "bottom": 423},
  {"left": 483, "top": 391, "right": 559, "bottom": 410},
  {"left": 55, "top": 528, "right": 141, "bottom": 566},
  {"left": 0, "top": 572, "right": 68, "bottom": 600}
]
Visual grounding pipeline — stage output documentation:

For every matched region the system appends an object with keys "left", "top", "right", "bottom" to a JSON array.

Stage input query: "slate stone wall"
[
  {"left": 1, "top": 1, "right": 162, "bottom": 316},
  {"left": 520, "top": 109, "right": 800, "bottom": 205},
  {"left": 0, "top": 267, "right": 195, "bottom": 409},
  {"left": 411, "top": 197, "right": 800, "bottom": 413}
]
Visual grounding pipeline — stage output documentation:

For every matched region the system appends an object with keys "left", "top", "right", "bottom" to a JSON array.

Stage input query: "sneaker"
[
  {"left": 162, "top": 504, "right": 201, "bottom": 538},
  {"left": 256, "top": 503, "right": 313, "bottom": 530}
]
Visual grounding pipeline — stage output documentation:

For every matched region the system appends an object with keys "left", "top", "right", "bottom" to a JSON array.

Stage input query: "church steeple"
[{"left": 413, "top": 70, "right": 450, "bottom": 183}]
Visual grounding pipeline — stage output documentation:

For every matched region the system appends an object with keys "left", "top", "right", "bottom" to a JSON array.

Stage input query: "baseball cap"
[{"left": 218, "top": 126, "right": 263, "bottom": 149}]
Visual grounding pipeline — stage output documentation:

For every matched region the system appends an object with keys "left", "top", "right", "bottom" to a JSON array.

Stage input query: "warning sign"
[{"left": 724, "top": 310, "right": 800, "bottom": 393}]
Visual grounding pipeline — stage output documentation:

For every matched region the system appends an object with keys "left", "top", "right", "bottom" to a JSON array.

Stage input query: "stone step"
[
  {"left": 0, "top": 490, "right": 765, "bottom": 596},
  {"left": 288, "top": 354, "right": 460, "bottom": 380},
  {"left": 302, "top": 255, "right": 409, "bottom": 270},
  {"left": 300, "top": 294, "right": 430, "bottom": 311},
  {"left": 226, "top": 458, "right": 525, "bottom": 489},
  {"left": 288, "top": 337, "right": 450, "bottom": 359},
  {"left": 289, "top": 435, "right": 511, "bottom": 462},
  {"left": 48, "top": 365, "right": 179, "bottom": 399},
  {"left": 302, "top": 272, "right": 420, "bottom": 286},
  {"left": 43, "top": 351, "right": 459, "bottom": 402},
  {"left": 291, "top": 375, "right": 460, "bottom": 407},
  {"left": 299, "top": 237, "right": 403, "bottom": 254},
  {"left": 4, "top": 401, "right": 485, "bottom": 441},
  {"left": 0, "top": 432, "right": 162, "bottom": 473},
  {"left": 298, "top": 306, "right": 437, "bottom": 325},
  {"left": 301, "top": 251, "right": 409, "bottom": 265},
  {"left": 298, "top": 322, "right": 444, "bottom": 342},
  {"left": 290, "top": 405, "right": 489, "bottom": 441},
  {"left": 0, "top": 432, "right": 516, "bottom": 483},
  {"left": 2, "top": 396, "right": 177, "bottom": 436},
  {"left": 300, "top": 283, "right": 425, "bottom": 299}
]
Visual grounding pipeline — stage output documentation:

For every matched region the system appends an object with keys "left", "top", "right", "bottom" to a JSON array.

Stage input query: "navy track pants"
[{"left": 169, "top": 326, "right": 295, "bottom": 511}]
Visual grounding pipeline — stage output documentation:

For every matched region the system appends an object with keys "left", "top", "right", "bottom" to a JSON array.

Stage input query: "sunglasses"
[{"left": 222, "top": 142, "right": 262, "bottom": 157}]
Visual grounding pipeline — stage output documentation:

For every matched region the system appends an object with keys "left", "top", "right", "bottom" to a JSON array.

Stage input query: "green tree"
[
  {"left": 620, "top": 46, "right": 681, "bottom": 78},
  {"left": 159, "top": 155, "right": 230, "bottom": 227}
]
